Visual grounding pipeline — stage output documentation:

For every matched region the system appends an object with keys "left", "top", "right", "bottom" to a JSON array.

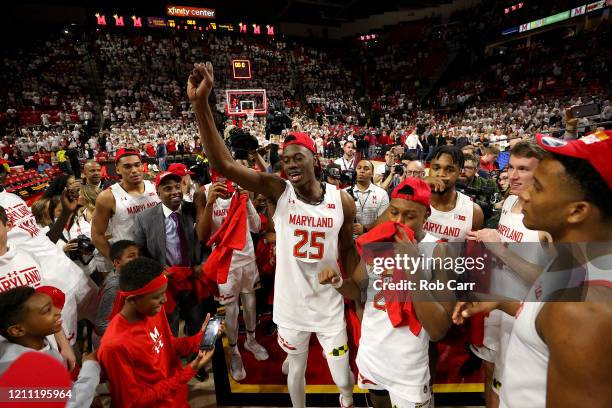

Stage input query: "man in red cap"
[
  {"left": 189, "top": 63, "right": 357, "bottom": 408},
  {"left": 320, "top": 177, "right": 456, "bottom": 408},
  {"left": 168, "top": 162, "right": 198, "bottom": 202},
  {"left": 92, "top": 148, "right": 160, "bottom": 259},
  {"left": 453, "top": 130, "right": 612, "bottom": 408}
]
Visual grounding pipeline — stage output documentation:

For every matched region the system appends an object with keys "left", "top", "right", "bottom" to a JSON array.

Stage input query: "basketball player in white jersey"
[
  {"left": 423, "top": 145, "right": 484, "bottom": 241},
  {"left": 91, "top": 148, "right": 160, "bottom": 259},
  {"left": 454, "top": 131, "right": 612, "bottom": 408},
  {"left": 188, "top": 62, "right": 357, "bottom": 408},
  {"left": 197, "top": 179, "right": 269, "bottom": 381},
  {"left": 466, "top": 141, "right": 552, "bottom": 407},
  {"left": 320, "top": 177, "right": 457, "bottom": 408},
  {"left": 0, "top": 168, "right": 98, "bottom": 367}
]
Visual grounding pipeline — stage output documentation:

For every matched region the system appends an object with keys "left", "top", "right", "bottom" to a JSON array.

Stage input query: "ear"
[
  {"left": 566, "top": 201, "right": 592, "bottom": 225},
  {"left": 6, "top": 324, "right": 26, "bottom": 339}
]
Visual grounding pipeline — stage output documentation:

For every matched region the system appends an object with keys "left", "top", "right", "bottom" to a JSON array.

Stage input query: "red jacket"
[{"left": 98, "top": 310, "right": 202, "bottom": 408}]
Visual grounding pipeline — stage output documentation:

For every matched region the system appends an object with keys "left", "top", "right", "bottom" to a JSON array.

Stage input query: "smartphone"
[
  {"left": 199, "top": 317, "right": 221, "bottom": 351},
  {"left": 270, "top": 134, "right": 281, "bottom": 145},
  {"left": 571, "top": 102, "right": 600, "bottom": 118}
]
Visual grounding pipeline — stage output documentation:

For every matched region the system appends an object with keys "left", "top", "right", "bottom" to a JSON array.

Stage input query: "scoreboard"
[{"left": 232, "top": 60, "right": 252, "bottom": 79}]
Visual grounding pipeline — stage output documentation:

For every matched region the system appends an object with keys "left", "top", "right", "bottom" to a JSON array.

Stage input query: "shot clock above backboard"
[{"left": 232, "top": 60, "right": 251, "bottom": 79}]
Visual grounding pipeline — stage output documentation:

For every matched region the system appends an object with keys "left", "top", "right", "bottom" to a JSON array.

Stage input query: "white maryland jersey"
[
  {"left": 272, "top": 181, "right": 345, "bottom": 333},
  {"left": 497, "top": 195, "right": 540, "bottom": 244},
  {"left": 500, "top": 256, "right": 612, "bottom": 408},
  {"left": 0, "top": 191, "right": 97, "bottom": 345},
  {"left": 203, "top": 184, "right": 260, "bottom": 268},
  {"left": 357, "top": 233, "right": 437, "bottom": 403},
  {"left": 108, "top": 181, "right": 160, "bottom": 243},
  {"left": 422, "top": 191, "right": 473, "bottom": 242}
]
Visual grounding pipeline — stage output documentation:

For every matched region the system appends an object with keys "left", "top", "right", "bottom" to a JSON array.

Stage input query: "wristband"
[{"left": 332, "top": 274, "right": 344, "bottom": 289}]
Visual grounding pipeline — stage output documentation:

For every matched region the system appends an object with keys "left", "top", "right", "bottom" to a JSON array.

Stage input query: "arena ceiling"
[{"left": 10, "top": 0, "right": 460, "bottom": 26}]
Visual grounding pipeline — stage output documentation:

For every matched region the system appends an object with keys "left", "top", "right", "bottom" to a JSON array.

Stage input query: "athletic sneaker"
[
  {"left": 281, "top": 357, "right": 289, "bottom": 375},
  {"left": 244, "top": 338, "right": 269, "bottom": 361},
  {"left": 339, "top": 394, "right": 354, "bottom": 408},
  {"left": 229, "top": 352, "right": 246, "bottom": 381}
]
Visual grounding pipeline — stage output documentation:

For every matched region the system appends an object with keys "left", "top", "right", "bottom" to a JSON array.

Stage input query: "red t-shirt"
[
  {"left": 98, "top": 310, "right": 202, "bottom": 408},
  {"left": 167, "top": 140, "right": 177, "bottom": 153},
  {"left": 480, "top": 158, "right": 495, "bottom": 173}
]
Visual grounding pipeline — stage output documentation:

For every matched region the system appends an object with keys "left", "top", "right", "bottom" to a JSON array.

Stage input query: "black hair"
[
  {"left": 119, "top": 257, "right": 164, "bottom": 292},
  {"left": 431, "top": 145, "right": 465, "bottom": 169},
  {"left": 109, "top": 240, "right": 139, "bottom": 262},
  {"left": 553, "top": 154, "right": 612, "bottom": 220},
  {"left": 0, "top": 205, "right": 7, "bottom": 225},
  {"left": 0, "top": 286, "right": 36, "bottom": 339},
  {"left": 43, "top": 174, "right": 73, "bottom": 199}
]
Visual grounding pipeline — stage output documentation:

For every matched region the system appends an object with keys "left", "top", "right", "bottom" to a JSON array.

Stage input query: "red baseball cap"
[
  {"left": 283, "top": 132, "right": 316, "bottom": 155},
  {"left": 391, "top": 177, "right": 431, "bottom": 210},
  {"left": 536, "top": 130, "right": 612, "bottom": 188},
  {"left": 168, "top": 162, "right": 194, "bottom": 176},
  {"left": 155, "top": 171, "right": 181, "bottom": 189},
  {"left": 115, "top": 148, "right": 141, "bottom": 163}
]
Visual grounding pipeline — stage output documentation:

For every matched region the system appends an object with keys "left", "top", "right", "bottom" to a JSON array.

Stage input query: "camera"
[
  {"left": 393, "top": 164, "right": 405, "bottom": 176},
  {"left": 325, "top": 165, "right": 356, "bottom": 185},
  {"left": 67, "top": 235, "right": 96, "bottom": 264}
]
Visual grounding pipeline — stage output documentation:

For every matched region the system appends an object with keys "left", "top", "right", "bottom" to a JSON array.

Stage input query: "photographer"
[
  {"left": 345, "top": 160, "right": 389, "bottom": 236},
  {"left": 457, "top": 154, "right": 499, "bottom": 221}
]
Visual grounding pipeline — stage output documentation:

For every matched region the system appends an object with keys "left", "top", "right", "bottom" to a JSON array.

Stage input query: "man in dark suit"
[{"left": 132, "top": 171, "right": 204, "bottom": 336}]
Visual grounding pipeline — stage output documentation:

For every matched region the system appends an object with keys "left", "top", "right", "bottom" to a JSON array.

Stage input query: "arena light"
[
  {"left": 253, "top": 24, "right": 261, "bottom": 34},
  {"left": 266, "top": 25, "right": 275, "bottom": 36},
  {"left": 239, "top": 23, "right": 247, "bottom": 33}
]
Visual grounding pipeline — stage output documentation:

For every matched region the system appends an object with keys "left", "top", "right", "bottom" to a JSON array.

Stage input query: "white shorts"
[
  {"left": 215, "top": 261, "right": 260, "bottom": 305},
  {"left": 277, "top": 326, "right": 349, "bottom": 360},
  {"left": 358, "top": 373, "right": 433, "bottom": 408}
]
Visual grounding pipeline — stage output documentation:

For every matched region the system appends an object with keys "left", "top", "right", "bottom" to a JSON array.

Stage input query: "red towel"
[
  {"left": 204, "top": 193, "right": 248, "bottom": 284},
  {"left": 164, "top": 266, "right": 193, "bottom": 313},
  {"left": 355, "top": 221, "right": 422, "bottom": 336}
]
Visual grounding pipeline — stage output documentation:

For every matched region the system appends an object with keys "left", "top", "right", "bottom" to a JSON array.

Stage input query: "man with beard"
[
  {"left": 92, "top": 148, "right": 160, "bottom": 259},
  {"left": 423, "top": 146, "right": 484, "bottom": 241},
  {"left": 454, "top": 131, "right": 612, "bottom": 408},
  {"left": 188, "top": 62, "right": 357, "bottom": 408},
  {"left": 334, "top": 140, "right": 357, "bottom": 171}
]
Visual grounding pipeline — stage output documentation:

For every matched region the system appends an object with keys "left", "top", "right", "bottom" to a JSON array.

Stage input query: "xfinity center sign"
[{"left": 166, "top": 5, "right": 216, "bottom": 19}]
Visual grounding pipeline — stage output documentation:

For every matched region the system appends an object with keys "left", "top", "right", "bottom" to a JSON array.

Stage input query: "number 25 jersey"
[{"left": 273, "top": 181, "right": 345, "bottom": 333}]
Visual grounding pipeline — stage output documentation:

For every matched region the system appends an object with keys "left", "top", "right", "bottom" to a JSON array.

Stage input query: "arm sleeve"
[
  {"left": 171, "top": 331, "right": 203, "bottom": 357},
  {"left": 100, "top": 343, "right": 196, "bottom": 408},
  {"left": 94, "top": 279, "right": 118, "bottom": 335},
  {"left": 377, "top": 191, "right": 390, "bottom": 217},
  {"left": 66, "top": 360, "right": 101, "bottom": 408}
]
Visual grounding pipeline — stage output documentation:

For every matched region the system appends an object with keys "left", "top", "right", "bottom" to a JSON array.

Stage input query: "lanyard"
[
  {"left": 355, "top": 189, "right": 372, "bottom": 214},
  {"left": 342, "top": 157, "right": 353, "bottom": 170}
]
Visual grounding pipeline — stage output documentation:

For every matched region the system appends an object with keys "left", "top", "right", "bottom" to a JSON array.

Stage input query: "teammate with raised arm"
[{"left": 188, "top": 62, "right": 357, "bottom": 408}]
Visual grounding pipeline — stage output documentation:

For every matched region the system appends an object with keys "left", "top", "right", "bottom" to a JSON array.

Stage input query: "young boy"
[
  {"left": 0, "top": 286, "right": 100, "bottom": 407},
  {"left": 98, "top": 257, "right": 215, "bottom": 407},
  {"left": 0, "top": 205, "right": 76, "bottom": 368},
  {"left": 94, "top": 240, "right": 140, "bottom": 336}
]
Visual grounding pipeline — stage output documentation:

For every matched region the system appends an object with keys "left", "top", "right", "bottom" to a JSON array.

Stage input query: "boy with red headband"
[{"left": 98, "top": 257, "right": 216, "bottom": 408}]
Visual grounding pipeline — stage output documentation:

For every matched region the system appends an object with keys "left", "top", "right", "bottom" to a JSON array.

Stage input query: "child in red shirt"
[{"left": 98, "top": 257, "right": 216, "bottom": 408}]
